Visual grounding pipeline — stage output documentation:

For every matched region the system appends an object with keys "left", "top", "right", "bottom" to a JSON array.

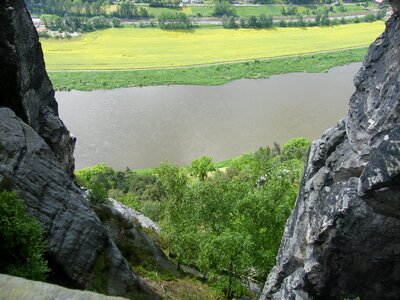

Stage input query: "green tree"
[
  {"left": 0, "top": 191, "right": 49, "bottom": 281},
  {"left": 258, "top": 14, "right": 273, "bottom": 28},
  {"left": 157, "top": 12, "right": 192, "bottom": 29},
  {"left": 198, "top": 229, "right": 252, "bottom": 299},
  {"left": 117, "top": 1, "right": 134, "bottom": 18},
  {"left": 248, "top": 15, "right": 258, "bottom": 28},
  {"left": 190, "top": 156, "right": 216, "bottom": 181},
  {"left": 213, "top": 2, "right": 236, "bottom": 17},
  {"left": 111, "top": 17, "right": 121, "bottom": 27},
  {"left": 155, "top": 163, "right": 196, "bottom": 269}
]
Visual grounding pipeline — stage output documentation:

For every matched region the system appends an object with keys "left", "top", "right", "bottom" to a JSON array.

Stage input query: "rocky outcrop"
[
  {"left": 0, "top": 274, "right": 127, "bottom": 300},
  {"left": 94, "top": 202, "right": 177, "bottom": 276},
  {"left": 261, "top": 13, "right": 400, "bottom": 300},
  {"left": 110, "top": 199, "right": 161, "bottom": 233},
  {"left": 0, "top": 108, "right": 156, "bottom": 298},
  {"left": 0, "top": 0, "right": 75, "bottom": 175},
  {"left": 0, "top": 1, "right": 157, "bottom": 298}
]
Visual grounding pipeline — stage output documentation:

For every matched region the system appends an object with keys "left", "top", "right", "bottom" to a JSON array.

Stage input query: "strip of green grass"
[{"left": 49, "top": 47, "right": 367, "bottom": 91}]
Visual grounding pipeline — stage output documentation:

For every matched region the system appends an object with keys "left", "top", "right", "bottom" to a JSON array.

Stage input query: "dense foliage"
[
  {"left": 0, "top": 191, "right": 49, "bottom": 281},
  {"left": 157, "top": 11, "right": 193, "bottom": 29},
  {"left": 40, "top": 14, "right": 121, "bottom": 33},
  {"left": 76, "top": 137, "right": 311, "bottom": 298}
]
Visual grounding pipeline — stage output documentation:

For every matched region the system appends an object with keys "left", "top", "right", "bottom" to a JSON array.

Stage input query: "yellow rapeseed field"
[{"left": 41, "top": 21, "right": 384, "bottom": 70}]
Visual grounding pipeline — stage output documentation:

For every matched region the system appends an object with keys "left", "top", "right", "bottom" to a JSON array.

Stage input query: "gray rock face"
[
  {"left": 110, "top": 199, "right": 161, "bottom": 233},
  {"left": 94, "top": 202, "right": 177, "bottom": 277},
  {"left": 0, "top": 1, "right": 157, "bottom": 298},
  {"left": 261, "top": 15, "right": 400, "bottom": 300},
  {"left": 0, "top": 274, "right": 127, "bottom": 300},
  {"left": 0, "top": 0, "right": 75, "bottom": 175},
  {"left": 0, "top": 108, "right": 155, "bottom": 298}
]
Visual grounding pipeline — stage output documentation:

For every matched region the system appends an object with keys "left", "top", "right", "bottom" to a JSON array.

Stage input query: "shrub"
[
  {"left": 87, "top": 179, "right": 109, "bottom": 205},
  {"left": 0, "top": 191, "right": 49, "bottom": 281}
]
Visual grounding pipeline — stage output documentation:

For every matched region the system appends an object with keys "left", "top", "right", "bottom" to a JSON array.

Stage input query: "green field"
[
  {"left": 48, "top": 47, "right": 368, "bottom": 91},
  {"left": 41, "top": 21, "right": 384, "bottom": 70}
]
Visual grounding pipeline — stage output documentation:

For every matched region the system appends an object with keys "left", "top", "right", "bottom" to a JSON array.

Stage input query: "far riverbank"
[{"left": 49, "top": 47, "right": 367, "bottom": 91}]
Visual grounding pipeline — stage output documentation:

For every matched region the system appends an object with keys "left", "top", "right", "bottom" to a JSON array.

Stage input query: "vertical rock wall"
[
  {"left": 261, "top": 13, "right": 400, "bottom": 300},
  {"left": 0, "top": 0, "right": 75, "bottom": 175},
  {"left": 0, "top": 1, "right": 157, "bottom": 298}
]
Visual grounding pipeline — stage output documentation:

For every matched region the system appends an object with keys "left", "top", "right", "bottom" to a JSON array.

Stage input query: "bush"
[
  {"left": 0, "top": 191, "right": 49, "bottom": 281},
  {"left": 88, "top": 179, "right": 109, "bottom": 205}
]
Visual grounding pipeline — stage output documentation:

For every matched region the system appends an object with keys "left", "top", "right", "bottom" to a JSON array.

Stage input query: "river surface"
[{"left": 56, "top": 63, "right": 361, "bottom": 170}]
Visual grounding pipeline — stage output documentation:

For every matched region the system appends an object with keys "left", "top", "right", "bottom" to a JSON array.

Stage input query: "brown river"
[{"left": 56, "top": 63, "right": 361, "bottom": 170}]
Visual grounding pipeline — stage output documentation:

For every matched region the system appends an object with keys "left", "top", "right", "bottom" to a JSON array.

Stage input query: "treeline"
[
  {"left": 157, "top": 11, "right": 193, "bottom": 29},
  {"left": 40, "top": 14, "right": 121, "bottom": 34},
  {"left": 40, "top": 12, "right": 194, "bottom": 34},
  {"left": 76, "top": 137, "right": 311, "bottom": 298},
  {"left": 27, "top": 0, "right": 149, "bottom": 18},
  {"left": 222, "top": 10, "right": 386, "bottom": 29}
]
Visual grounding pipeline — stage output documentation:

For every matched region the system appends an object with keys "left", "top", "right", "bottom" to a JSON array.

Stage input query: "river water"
[{"left": 56, "top": 63, "right": 361, "bottom": 170}]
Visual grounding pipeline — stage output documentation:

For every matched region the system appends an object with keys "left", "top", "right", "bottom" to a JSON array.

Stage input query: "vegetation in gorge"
[
  {"left": 75, "top": 137, "right": 311, "bottom": 298},
  {"left": 49, "top": 47, "right": 368, "bottom": 91},
  {"left": 0, "top": 191, "right": 49, "bottom": 281},
  {"left": 40, "top": 21, "right": 384, "bottom": 70}
]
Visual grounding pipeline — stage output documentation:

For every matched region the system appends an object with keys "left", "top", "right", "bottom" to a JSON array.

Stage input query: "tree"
[
  {"left": 248, "top": 15, "right": 258, "bottom": 28},
  {"left": 117, "top": 2, "right": 134, "bottom": 18},
  {"left": 198, "top": 229, "right": 252, "bottom": 299},
  {"left": 111, "top": 17, "right": 121, "bottom": 28},
  {"left": 157, "top": 12, "right": 192, "bottom": 29},
  {"left": 0, "top": 191, "right": 49, "bottom": 281},
  {"left": 190, "top": 156, "right": 216, "bottom": 181},
  {"left": 155, "top": 163, "right": 196, "bottom": 269},
  {"left": 258, "top": 14, "right": 273, "bottom": 28},
  {"left": 213, "top": 2, "right": 236, "bottom": 17}
]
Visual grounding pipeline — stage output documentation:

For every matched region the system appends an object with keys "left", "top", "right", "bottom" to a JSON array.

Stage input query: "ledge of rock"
[{"left": 0, "top": 274, "right": 127, "bottom": 300}]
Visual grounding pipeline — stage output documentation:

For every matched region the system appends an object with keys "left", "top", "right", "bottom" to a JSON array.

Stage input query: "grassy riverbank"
[{"left": 49, "top": 47, "right": 367, "bottom": 91}]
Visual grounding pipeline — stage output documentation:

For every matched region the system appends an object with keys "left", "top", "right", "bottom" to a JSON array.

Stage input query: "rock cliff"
[
  {"left": 0, "top": 0, "right": 74, "bottom": 176},
  {"left": 0, "top": 0, "right": 156, "bottom": 298},
  {"left": 261, "top": 11, "right": 400, "bottom": 300}
]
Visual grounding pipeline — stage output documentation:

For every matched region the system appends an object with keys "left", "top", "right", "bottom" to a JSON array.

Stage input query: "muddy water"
[{"left": 56, "top": 63, "right": 361, "bottom": 170}]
